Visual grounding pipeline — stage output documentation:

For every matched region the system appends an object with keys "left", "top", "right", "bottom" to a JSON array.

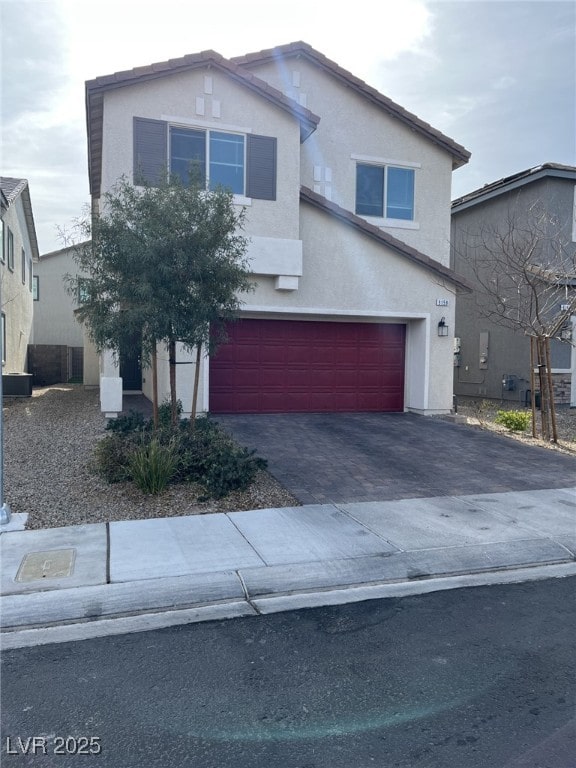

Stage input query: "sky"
[{"left": 1, "top": 0, "right": 574, "bottom": 254}]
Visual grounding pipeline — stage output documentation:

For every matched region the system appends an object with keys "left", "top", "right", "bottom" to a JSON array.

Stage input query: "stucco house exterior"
[
  {"left": 451, "top": 163, "right": 576, "bottom": 407},
  {"left": 85, "top": 41, "right": 472, "bottom": 417},
  {"left": 0, "top": 177, "right": 39, "bottom": 393},
  {"left": 28, "top": 243, "right": 97, "bottom": 385}
]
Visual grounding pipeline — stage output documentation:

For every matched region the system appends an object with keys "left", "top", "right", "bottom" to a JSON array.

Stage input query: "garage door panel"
[{"left": 210, "top": 319, "right": 405, "bottom": 413}]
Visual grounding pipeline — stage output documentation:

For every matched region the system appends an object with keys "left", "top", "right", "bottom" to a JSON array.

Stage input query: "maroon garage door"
[{"left": 209, "top": 319, "right": 405, "bottom": 414}]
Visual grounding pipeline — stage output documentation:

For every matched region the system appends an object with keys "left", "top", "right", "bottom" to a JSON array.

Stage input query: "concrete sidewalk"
[{"left": 1, "top": 486, "right": 575, "bottom": 648}]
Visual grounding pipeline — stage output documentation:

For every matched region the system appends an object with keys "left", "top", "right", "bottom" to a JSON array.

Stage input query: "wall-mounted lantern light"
[{"left": 437, "top": 317, "right": 449, "bottom": 337}]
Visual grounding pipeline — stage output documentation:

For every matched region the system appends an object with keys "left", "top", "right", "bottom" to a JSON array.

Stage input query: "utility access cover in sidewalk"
[{"left": 16, "top": 549, "right": 76, "bottom": 582}]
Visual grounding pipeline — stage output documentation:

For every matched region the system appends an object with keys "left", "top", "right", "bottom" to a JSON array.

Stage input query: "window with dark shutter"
[
  {"left": 133, "top": 117, "right": 168, "bottom": 186},
  {"left": 246, "top": 135, "right": 277, "bottom": 201}
]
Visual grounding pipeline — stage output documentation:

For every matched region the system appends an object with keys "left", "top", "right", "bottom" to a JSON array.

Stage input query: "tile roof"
[
  {"left": 300, "top": 186, "right": 473, "bottom": 292},
  {"left": 0, "top": 177, "right": 40, "bottom": 260},
  {"left": 0, "top": 176, "right": 28, "bottom": 204},
  {"left": 232, "top": 41, "right": 471, "bottom": 170},
  {"left": 86, "top": 50, "right": 320, "bottom": 197},
  {"left": 452, "top": 162, "right": 576, "bottom": 211}
]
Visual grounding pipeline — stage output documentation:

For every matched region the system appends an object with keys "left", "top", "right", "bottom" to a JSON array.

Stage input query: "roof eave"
[
  {"left": 452, "top": 163, "right": 576, "bottom": 212},
  {"left": 233, "top": 42, "right": 471, "bottom": 169},
  {"left": 300, "top": 186, "right": 473, "bottom": 293},
  {"left": 85, "top": 53, "right": 320, "bottom": 198}
]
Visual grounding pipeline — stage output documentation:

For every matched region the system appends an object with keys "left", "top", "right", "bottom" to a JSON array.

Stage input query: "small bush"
[
  {"left": 93, "top": 433, "right": 137, "bottom": 483},
  {"left": 128, "top": 438, "right": 178, "bottom": 494},
  {"left": 158, "top": 399, "right": 182, "bottom": 429},
  {"left": 202, "top": 440, "right": 267, "bottom": 499},
  {"left": 495, "top": 409, "right": 531, "bottom": 432},
  {"left": 105, "top": 410, "right": 148, "bottom": 434},
  {"left": 94, "top": 413, "right": 267, "bottom": 498},
  {"left": 171, "top": 418, "right": 267, "bottom": 498}
]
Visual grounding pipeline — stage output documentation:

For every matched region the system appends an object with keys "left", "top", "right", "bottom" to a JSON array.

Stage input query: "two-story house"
[
  {"left": 0, "top": 177, "right": 39, "bottom": 395},
  {"left": 29, "top": 243, "right": 91, "bottom": 386},
  {"left": 451, "top": 163, "right": 576, "bottom": 407},
  {"left": 85, "top": 41, "right": 471, "bottom": 417}
]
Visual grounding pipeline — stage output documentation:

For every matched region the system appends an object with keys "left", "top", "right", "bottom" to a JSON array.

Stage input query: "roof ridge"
[
  {"left": 0, "top": 177, "right": 28, "bottom": 204},
  {"left": 452, "top": 162, "right": 576, "bottom": 208},
  {"left": 232, "top": 42, "right": 470, "bottom": 168}
]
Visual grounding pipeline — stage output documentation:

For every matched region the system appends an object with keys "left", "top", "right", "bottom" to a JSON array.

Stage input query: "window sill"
[
  {"left": 360, "top": 216, "right": 420, "bottom": 231},
  {"left": 233, "top": 195, "right": 252, "bottom": 206}
]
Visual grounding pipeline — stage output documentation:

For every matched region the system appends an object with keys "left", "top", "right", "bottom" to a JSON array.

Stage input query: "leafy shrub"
[
  {"left": 95, "top": 414, "right": 267, "bottom": 497},
  {"left": 128, "top": 438, "right": 178, "bottom": 494},
  {"left": 158, "top": 399, "right": 182, "bottom": 429},
  {"left": 105, "top": 410, "right": 148, "bottom": 434},
  {"left": 170, "top": 418, "right": 267, "bottom": 498},
  {"left": 93, "top": 433, "right": 138, "bottom": 483},
  {"left": 495, "top": 409, "right": 531, "bottom": 432}
]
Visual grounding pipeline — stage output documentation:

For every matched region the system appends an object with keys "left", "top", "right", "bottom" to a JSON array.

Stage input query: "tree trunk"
[
  {"left": 529, "top": 336, "right": 537, "bottom": 439},
  {"left": 151, "top": 342, "right": 159, "bottom": 430},
  {"left": 168, "top": 337, "right": 177, "bottom": 427},
  {"left": 544, "top": 336, "right": 558, "bottom": 443},
  {"left": 190, "top": 342, "right": 202, "bottom": 430},
  {"left": 536, "top": 336, "right": 550, "bottom": 441}
]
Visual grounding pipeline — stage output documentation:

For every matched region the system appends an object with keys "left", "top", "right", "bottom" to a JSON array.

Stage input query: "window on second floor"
[
  {"left": 170, "top": 128, "right": 245, "bottom": 194},
  {"left": 77, "top": 279, "right": 90, "bottom": 304},
  {"left": 133, "top": 117, "right": 277, "bottom": 201},
  {"left": 32, "top": 275, "right": 39, "bottom": 301},
  {"left": 356, "top": 163, "right": 415, "bottom": 221},
  {"left": 21, "top": 248, "right": 26, "bottom": 285},
  {"left": 6, "top": 227, "right": 14, "bottom": 270},
  {"left": 29, "top": 259, "right": 33, "bottom": 292}
]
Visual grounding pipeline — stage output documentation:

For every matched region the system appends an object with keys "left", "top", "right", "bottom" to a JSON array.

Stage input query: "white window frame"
[
  {"left": 169, "top": 123, "right": 248, "bottom": 199},
  {"left": 352, "top": 154, "right": 420, "bottom": 229}
]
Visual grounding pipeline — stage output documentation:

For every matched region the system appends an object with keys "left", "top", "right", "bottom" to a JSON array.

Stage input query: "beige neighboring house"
[
  {"left": 85, "top": 41, "right": 472, "bottom": 417},
  {"left": 29, "top": 242, "right": 99, "bottom": 386},
  {"left": 0, "top": 177, "right": 39, "bottom": 394}
]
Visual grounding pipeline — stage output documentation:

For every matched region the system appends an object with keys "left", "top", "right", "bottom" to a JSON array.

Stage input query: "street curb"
[{"left": 2, "top": 562, "right": 575, "bottom": 650}]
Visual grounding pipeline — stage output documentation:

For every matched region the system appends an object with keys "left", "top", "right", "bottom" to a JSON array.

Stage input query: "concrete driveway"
[{"left": 215, "top": 412, "right": 576, "bottom": 505}]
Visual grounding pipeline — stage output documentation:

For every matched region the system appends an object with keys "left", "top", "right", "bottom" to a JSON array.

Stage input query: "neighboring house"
[
  {"left": 28, "top": 243, "right": 96, "bottom": 386},
  {"left": 451, "top": 163, "right": 576, "bottom": 406},
  {"left": 85, "top": 41, "right": 471, "bottom": 417},
  {"left": 0, "top": 177, "right": 39, "bottom": 392}
]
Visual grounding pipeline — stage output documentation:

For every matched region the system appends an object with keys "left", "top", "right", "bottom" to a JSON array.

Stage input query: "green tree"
[{"left": 66, "top": 175, "right": 254, "bottom": 426}]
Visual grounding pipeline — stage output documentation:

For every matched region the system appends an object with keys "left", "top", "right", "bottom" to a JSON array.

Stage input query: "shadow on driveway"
[{"left": 215, "top": 413, "right": 576, "bottom": 505}]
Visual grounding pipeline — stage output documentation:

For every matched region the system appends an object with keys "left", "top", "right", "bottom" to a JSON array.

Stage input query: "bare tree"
[{"left": 455, "top": 197, "right": 576, "bottom": 441}]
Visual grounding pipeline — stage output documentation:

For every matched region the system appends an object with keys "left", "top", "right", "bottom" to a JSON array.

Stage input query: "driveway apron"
[{"left": 215, "top": 413, "right": 576, "bottom": 505}]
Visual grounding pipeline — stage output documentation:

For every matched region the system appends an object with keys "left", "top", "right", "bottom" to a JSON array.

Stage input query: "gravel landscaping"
[
  {"left": 3, "top": 386, "right": 575, "bottom": 530},
  {"left": 3, "top": 386, "right": 299, "bottom": 530}
]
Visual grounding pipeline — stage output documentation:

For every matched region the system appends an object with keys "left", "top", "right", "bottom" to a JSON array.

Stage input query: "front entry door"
[{"left": 119, "top": 337, "right": 142, "bottom": 392}]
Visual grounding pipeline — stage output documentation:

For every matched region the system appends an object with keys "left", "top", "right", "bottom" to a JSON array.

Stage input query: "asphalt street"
[{"left": 1, "top": 577, "right": 575, "bottom": 768}]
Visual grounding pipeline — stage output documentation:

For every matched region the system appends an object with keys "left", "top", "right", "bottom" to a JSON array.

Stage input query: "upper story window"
[
  {"left": 32, "top": 275, "right": 39, "bottom": 300},
  {"left": 134, "top": 117, "right": 277, "bottom": 201},
  {"left": 21, "top": 248, "right": 26, "bottom": 285},
  {"left": 170, "top": 127, "right": 245, "bottom": 194},
  {"left": 77, "top": 279, "right": 90, "bottom": 304},
  {"left": 355, "top": 163, "right": 415, "bottom": 221},
  {"left": 7, "top": 227, "right": 14, "bottom": 270}
]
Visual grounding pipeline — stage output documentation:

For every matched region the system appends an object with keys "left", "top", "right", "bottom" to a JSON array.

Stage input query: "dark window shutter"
[
  {"left": 246, "top": 134, "right": 276, "bottom": 200},
  {"left": 133, "top": 117, "right": 167, "bottom": 186}
]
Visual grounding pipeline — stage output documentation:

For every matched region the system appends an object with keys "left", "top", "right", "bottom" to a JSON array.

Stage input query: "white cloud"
[{"left": 493, "top": 75, "right": 516, "bottom": 90}]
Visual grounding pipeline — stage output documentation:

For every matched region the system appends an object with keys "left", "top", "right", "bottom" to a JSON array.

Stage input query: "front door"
[{"left": 119, "top": 337, "right": 142, "bottom": 392}]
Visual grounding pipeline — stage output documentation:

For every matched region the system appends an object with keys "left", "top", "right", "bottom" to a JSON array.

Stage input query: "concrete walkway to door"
[{"left": 215, "top": 412, "right": 576, "bottom": 505}]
